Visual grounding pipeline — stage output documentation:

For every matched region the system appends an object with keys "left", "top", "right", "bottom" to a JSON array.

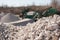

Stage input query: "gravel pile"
[
  {"left": 1, "top": 13, "right": 20, "bottom": 23},
  {"left": 0, "top": 12, "right": 6, "bottom": 21},
  {"left": 0, "top": 14, "right": 60, "bottom": 40}
]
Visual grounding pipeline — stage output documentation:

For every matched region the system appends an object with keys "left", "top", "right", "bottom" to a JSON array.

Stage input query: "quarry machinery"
[
  {"left": 22, "top": 8, "right": 41, "bottom": 21},
  {"left": 42, "top": 7, "right": 58, "bottom": 17},
  {"left": 21, "top": 7, "right": 58, "bottom": 21}
]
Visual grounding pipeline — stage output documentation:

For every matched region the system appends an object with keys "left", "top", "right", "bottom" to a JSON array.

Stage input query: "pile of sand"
[{"left": 0, "top": 14, "right": 60, "bottom": 40}]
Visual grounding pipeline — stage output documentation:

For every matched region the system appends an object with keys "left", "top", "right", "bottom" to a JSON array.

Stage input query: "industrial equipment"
[
  {"left": 22, "top": 8, "right": 41, "bottom": 21},
  {"left": 22, "top": 7, "right": 58, "bottom": 21},
  {"left": 42, "top": 7, "right": 58, "bottom": 17}
]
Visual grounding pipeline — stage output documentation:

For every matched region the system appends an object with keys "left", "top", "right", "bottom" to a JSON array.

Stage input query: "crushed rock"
[{"left": 0, "top": 14, "right": 60, "bottom": 40}]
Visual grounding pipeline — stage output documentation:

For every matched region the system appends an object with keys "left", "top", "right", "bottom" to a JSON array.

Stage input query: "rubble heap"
[{"left": 0, "top": 14, "right": 60, "bottom": 40}]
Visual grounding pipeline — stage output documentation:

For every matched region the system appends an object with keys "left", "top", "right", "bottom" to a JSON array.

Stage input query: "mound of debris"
[{"left": 0, "top": 14, "right": 60, "bottom": 40}]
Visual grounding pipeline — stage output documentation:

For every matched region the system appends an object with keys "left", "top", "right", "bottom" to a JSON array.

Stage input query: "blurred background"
[{"left": 0, "top": 0, "right": 60, "bottom": 15}]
